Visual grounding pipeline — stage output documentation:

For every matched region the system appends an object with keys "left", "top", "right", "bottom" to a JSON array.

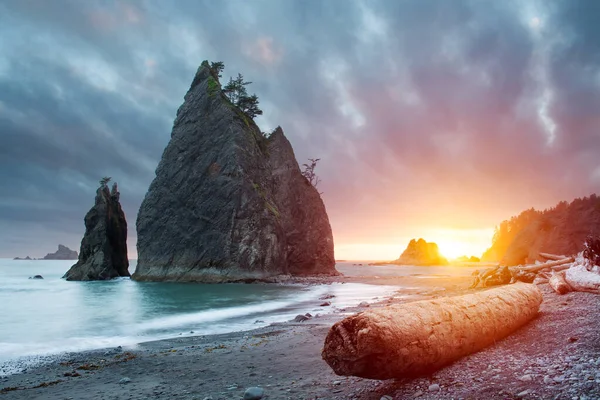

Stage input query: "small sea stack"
[
  {"left": 42, "top": 244, "right": 78, "bottom": 260},
  {"left": 63, "top": 178, "right": 129, "bottom": 281},
  {"left": 393, "top": 238, "right": 448, "bottom": 266}
]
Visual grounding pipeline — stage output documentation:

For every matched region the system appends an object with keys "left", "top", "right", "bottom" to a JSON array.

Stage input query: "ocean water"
[
  {"left": 0, "top": 259, "right": 481, "bottom": 375},
  {"left": 0, "top": 259, "right": 411, "bottom": 374}
]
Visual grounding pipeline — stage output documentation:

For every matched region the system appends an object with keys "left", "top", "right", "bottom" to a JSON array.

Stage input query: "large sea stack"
[
  {"left": 133, "top": 61, "right": 336, "bottom": 282},
  {"left": 63, "top": 182, "right": 129, "bottom": 281}
]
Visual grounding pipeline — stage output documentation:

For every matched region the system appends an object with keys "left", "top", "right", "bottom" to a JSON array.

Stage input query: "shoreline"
[{"left": 2, "top": 277, "right": 599, "bottom": 399}]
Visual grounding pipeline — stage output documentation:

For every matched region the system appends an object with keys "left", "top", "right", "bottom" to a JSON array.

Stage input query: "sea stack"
[
  {"left": 393, "top": 238, "right": 448, "bottom": 266},
  {"left": 63, "top": 181, "right": 129, "bottom": 281},
  {"left": 42, "top": 244, "right": 78, "bottom": 260},
  {"left": 133, "top": 61, "right": 336, "bottom": 282}
]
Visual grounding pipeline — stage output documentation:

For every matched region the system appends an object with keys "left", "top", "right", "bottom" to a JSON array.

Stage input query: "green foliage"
[
  {"left": 207, "top": 76, "right": 219, "bottom": 97},
  {"left": 99, "top": 177, "right": 112, "bottom": 187},
  {"left": 223, "top": 73, "right": 263, "bottom": 119},
  {"left": 210, "top": 61, "right": 225, "bottom": 78}
]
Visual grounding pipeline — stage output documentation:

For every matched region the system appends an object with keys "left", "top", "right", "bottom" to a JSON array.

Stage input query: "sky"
[{"left": 1, "top": 0, "right": 599, "bottom": 260}]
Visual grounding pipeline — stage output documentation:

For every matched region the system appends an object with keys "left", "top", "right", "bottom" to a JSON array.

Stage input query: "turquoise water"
[{"left": 0, "top": 259, "right": 405, "bottom": 373}]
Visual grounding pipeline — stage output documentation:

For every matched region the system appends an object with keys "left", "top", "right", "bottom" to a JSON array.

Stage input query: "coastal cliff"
[
  {"left": 482, "top": 194, "right": 600, "bottom": 265},
  {"left": 393, "top": 238, "right": 448, "bottom": 266},
  {"left": 63, "top": 182, "right": 129, "bottom": 281},
  {"left": 133, "top": 61, "right": 336, "bottom": 282}
]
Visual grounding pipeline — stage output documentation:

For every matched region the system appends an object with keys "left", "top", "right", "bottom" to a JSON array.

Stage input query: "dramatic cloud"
[{"left": 1, "top": 0, "right": 599, "bottom": 259}]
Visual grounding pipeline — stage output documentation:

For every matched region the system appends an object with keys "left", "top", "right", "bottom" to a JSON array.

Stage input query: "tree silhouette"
[
  {"left": 301, "top": 158, "right": 322, "bottom": 190},
  {"left": 210, "top": 61, "right": 225, "bottom": 78},
  {"left": 99, "top": 177, "right": 112, "bottom": 187},
  {"left": 223, "top": 73, "right": 263, "bottom": 119}
]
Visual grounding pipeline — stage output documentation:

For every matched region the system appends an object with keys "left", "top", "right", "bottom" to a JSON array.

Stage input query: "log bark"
[
  {"left": 518, "top": 257, "right": 574, "bottom": 273},
  {"left": 322, "top": 283, "right": 542, "bottom": 379},
  {"left": 539, "top": 253, "right": 567, "bottom": 261},
  {"left": 549, "top": 271, "right": 571, "bottom": 295}
]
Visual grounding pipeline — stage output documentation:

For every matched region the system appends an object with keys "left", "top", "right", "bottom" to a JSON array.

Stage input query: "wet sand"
[{"left": 1, "top": 274, "right": 599, "bottom": 400}]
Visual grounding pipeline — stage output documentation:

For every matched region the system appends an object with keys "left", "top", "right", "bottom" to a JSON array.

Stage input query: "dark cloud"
[{"left": 1, "top": 0, "right": 599, "bottom": 258}]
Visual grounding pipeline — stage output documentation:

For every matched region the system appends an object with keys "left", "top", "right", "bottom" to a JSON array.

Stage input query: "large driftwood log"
[
  {"left": 322, "top": 283, "right": 542, "bottom": 379},
  {"left": 549, "top": 271, "right": 571, "bottom": 294}
]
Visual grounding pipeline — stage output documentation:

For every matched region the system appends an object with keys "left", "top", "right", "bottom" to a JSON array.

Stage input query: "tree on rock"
[
  {"left": 223, "top": 73, "right": 263, "bottom": 119},
  {"left": 210, "top": 61, "right": 225, "bottom": 78},
  {"left": 301, "top": 158, "right": 322, "bottom": 190},
  {"left": 99, "top": 176, "right": 112, "bottom": 187}
]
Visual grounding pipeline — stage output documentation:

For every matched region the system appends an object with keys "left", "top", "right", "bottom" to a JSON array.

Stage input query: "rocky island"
[
  {"left": 42, "top": 244, "right": 78, "bottom": 260},
  {"left": 133, "top": 61, "right": 336, "bottom": 282},
  {"left": 391, "top": 238, "right": 449, "bottom": 266},
  {"left": 63, "top": 179, "right": 129, "bottom": 281}
]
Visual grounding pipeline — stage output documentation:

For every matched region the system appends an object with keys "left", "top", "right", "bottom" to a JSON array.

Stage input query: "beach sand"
[{"left": 1, "top": 275, "right": 599, "bottom": 400}]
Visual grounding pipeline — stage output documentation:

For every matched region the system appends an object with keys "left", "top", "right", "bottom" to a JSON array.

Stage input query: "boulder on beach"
[
  {"left": 133, "top": 61, "right": 336, "bottom": 282},
  {"left": 392, "top": 238, "right": 448, "bottom": 266},
  {"left": 63, "top": 181, "right": 129, "bottom": 281},
  {"left": 42, "top": 244, "right": 78, "bottom": 260}
]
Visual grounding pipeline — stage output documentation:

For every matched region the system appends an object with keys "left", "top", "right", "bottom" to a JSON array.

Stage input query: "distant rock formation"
[
  {"left": 393, "top": 238, "right": 448, "bottom": 266},
  {"left": 63, "top": 182, "right": 129, "bottom": 281},
  {"left": 455, "top": 255, "right": 481, "bottom": 263},
  {"left": 133, "top": 61, "right": 336, "bottom": 282},
  {"left": 13, "top": 256, "right": 32, "bottom": 260},
  {"left": 42, "top": 244, "right": 78, "bottom": 260},
  {"left": 482, "top": 194, "right": 600, "bottom": 266}
]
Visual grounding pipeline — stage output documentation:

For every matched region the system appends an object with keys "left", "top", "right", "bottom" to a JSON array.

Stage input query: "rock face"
[
  {"left": 63, "top": 183, "right": 129, "bottom": 281},
  {"left": 133, "top": 61, "right": 336, "bottom": 282},
  {"left": 393, "top": 238, "right": 448, "bottom": 266},
  {"left": 42, "top": 244, "right": 78, "bottom": 260}
]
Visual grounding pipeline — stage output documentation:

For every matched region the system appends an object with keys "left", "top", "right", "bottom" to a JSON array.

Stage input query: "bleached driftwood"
[
  {"left": 321, "top": 283, "right": 542, "bottom": 379},
  {"left": 549, "top": 271, "right": 571, "bottom": 295},
  {"left": 518, "top": 257, "right": 574, "bottom": 273},
  {"left": 539, "top": 253, "right": 567, "bottom": 261},
  {"left": 564, "top": 264, "right": 600, "bottom": 294}
]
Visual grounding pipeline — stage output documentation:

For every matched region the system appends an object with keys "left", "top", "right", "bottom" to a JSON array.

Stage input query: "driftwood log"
[
  {"left": 471, "top": 256, "right": 575, "bottom": 289},
  {"left": 549, "top": 271, "right": 571, "bottom": 294},
  {"left": 322, "top": 283, "right": 542, "bottom": 379},
  {"left": 539, "top": 253, "right": 567, "bottom": 261},
  {"left": 518, "top": 257, "right": 575, "bottom": 273},
  {"left": 565, "top": 265, "right": 600, "bottom": 294}
]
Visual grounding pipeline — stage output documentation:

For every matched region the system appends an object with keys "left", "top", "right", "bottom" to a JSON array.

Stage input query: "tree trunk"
[{"left": 322, "top": 283, "right": 542, "bottom": 379}]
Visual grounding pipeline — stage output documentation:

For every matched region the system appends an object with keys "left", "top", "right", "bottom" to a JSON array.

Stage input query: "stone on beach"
[{"left": 243, "top": 386, "right": 264, "bottom": 400}]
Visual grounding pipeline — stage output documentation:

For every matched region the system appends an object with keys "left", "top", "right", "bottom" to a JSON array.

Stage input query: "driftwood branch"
[
  {"left": 539, "top": 253, "right": 567, "bottom": 261},
  {"left": 322, "top": 283, "right": 542, "bottom": 379}
]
